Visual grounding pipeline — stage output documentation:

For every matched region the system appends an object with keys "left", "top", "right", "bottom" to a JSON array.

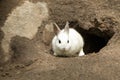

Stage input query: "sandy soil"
[{"left": 0, "top": 0, "right": 120, "bottom": 80}]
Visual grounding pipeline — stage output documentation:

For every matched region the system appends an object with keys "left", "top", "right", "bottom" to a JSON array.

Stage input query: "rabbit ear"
[
  {"left": 64, "top": 21, "right": 69, "bottom": 33},
  {"left": 53, "top": 23, "right": 61, "bottom": 35}
]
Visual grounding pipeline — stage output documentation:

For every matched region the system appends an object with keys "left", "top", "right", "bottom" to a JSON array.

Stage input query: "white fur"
[{"left": 52, "top": 22, "right": 85, "bottom": 57}]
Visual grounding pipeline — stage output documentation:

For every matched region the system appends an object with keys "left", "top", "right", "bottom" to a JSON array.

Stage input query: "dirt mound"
[{"left": 0, "top": 0, "right": 120, "bottom": 80}]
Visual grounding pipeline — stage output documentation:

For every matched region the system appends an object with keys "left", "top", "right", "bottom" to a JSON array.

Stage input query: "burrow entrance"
[{"left": 68, "top": 19, "right": 115, "bottom": 54}]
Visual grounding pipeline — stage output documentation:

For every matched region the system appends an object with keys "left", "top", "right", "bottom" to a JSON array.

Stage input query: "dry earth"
[{"left": 0, "top": 0, "right": 120, "bottom": 80}]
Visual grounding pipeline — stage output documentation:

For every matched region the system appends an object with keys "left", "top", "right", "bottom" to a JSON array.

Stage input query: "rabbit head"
[{"left": 53, "top": 22, "right": 71, "bottom": 52}]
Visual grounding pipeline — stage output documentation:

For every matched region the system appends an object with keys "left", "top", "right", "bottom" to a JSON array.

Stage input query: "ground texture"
[{"left": 0, "top": 0, "right": 120, "bottom": 80}]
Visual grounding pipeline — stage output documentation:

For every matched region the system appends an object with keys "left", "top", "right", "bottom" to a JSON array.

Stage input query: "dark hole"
[
  {"left": 79, "top": 29, "right": 109, "bottom": 53},
  {"left": 69, "top": 21, "right": 115, "bottom": 54}
]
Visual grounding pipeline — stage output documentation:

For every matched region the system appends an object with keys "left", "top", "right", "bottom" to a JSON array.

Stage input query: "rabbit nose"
[
  {"left": 63, "top": 48, "right": 65, "bottom": 50},
  {"left": 61, "top": 48, "right": 65, "bottom": 51}
]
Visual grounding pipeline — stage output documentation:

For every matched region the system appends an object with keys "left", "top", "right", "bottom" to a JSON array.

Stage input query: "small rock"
[
  {"left": 0, "top": 67, "right": 4, "bottom": 72},
  {"left": 1, "top": 72, "right": 10, "bottom": 77},
  {"left": 42, "top": 23, "right": 54, "bottom": 45}
]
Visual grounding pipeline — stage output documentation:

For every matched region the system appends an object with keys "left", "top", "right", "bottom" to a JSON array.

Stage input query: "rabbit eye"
[
  {"left": 58, "top": 40, "right": 61, "bottom": 44},
  {"left": 67, "top": 40, "right": 69, "bottom": 43}
]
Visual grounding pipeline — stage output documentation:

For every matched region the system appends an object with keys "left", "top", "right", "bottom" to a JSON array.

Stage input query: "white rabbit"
[{"left": 52, "top": 21, "right": 85, "bottom": 57}]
